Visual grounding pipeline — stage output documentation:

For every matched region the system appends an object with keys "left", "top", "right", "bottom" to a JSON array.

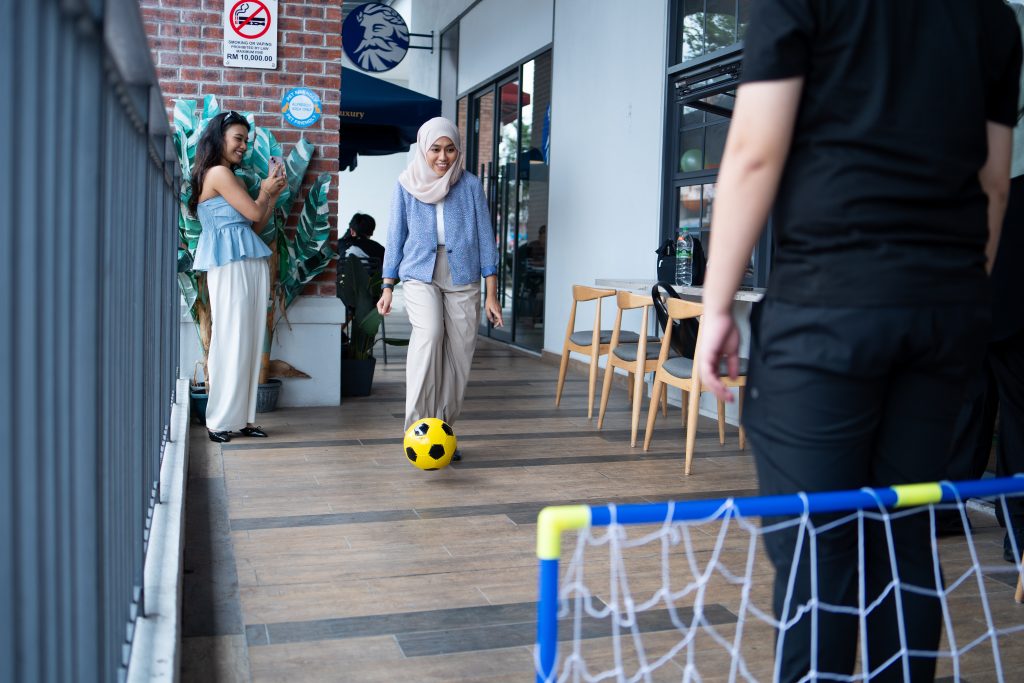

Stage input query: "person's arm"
[
  {"left": 205, "top": 163, "right": 284, "bottom": 224},
  {"left": 378, "top": 183, "right": 409, "bottom": 316},
  {"left": 979, "top": 121, "right": 1013, "bottom": 272},
  {"left": 699, "top": 78, "right": 803, "bottom": 401}
]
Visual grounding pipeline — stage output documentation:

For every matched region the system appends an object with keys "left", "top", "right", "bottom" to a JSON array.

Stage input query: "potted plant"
[
  {"left": 336, "top": 255, "right": 407, "bottom": 396},
  {"left": 174, "top": 95, "right": 336, "bottom": 411}
]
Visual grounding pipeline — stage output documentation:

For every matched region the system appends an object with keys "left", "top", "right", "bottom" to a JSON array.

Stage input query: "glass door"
[
  {"left": 464, "top": 52, "right": 552, "bottom": 350},
  {"left": 491, "top": 75, "right": 520, "bottom": 343}
]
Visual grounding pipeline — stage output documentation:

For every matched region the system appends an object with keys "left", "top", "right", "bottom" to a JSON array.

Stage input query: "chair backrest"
[
  {"left": 615, "top": 290, "right": 652, "bottom": 311},
  {"left": 572, "top": 285, "right": 616, "bottom": 302},
  {"left": 654, "top": 297, "right": 703, "bottom": 365},
  {"left": 665, "top": 296, "right": 703, "bottom": 322},
  {"left": 652, "top": 281, "right": 700, "bottom": 359},
  {"left": 564, "top": 285, "right": 616, "bottom": 346},
  {"left": 609, "top": 291, "right": 654, "bottom": 353}
]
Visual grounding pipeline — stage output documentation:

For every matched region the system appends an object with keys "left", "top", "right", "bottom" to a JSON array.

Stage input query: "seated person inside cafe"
[{"left": 340, "top": 212, "right": 385, "bottom": 267}]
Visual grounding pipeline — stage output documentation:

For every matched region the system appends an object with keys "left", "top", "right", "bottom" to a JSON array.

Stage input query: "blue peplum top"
[{"left": 193, "top": 196, "right": 272, "bottom": 271}]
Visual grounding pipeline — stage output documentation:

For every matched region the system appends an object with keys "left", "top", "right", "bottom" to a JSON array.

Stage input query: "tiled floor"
[{"left": 180, "top": 314, "right": 1024, "bottom": 682}]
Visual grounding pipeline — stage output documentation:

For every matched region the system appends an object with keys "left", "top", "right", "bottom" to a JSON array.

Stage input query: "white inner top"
[{"left": 436, "top": 199, "right": 446, "bottom": 246}]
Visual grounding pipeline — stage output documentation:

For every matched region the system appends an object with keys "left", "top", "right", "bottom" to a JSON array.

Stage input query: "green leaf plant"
[{"left": 174, "top": 95, "right": 336, "bottom": 383}]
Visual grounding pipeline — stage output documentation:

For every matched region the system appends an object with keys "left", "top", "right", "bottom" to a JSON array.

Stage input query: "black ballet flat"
[
  {"left": 239, "top": 426, "right": 268, "bottom": 438},
  {"left": 451, "top": 449, "right": 462, "bottom": 462},
  {"left": 208, "top": 429, "right": 232, "bottom": 443}
]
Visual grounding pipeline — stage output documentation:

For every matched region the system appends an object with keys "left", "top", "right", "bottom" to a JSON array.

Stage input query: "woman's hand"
[
  {"left": 485, "top": 295, "right": 503, "bottom": 327},
  {"left": 698, "top": 309, "right": 740, "bottom": 402},
  {"left": 260, "top": 161, "right": 287, "bottom": 197},
  {"left": 377, "top": 288, "right": 393, "bottom": 316}
]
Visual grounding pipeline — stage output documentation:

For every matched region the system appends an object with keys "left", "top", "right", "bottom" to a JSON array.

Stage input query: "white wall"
[
  {"left": 457, "top": 0, "right": 554, "bottom": 93},
  {"left": 544, "top": 0, "right": 669, "bottom": 354}
]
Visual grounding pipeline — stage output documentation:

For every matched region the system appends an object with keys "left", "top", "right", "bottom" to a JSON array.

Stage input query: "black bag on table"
[{"left": 654, "top": 237, "right": 707, "bottom": 287}]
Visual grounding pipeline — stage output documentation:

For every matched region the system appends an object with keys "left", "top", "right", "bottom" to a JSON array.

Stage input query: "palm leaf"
[
  {"left": 178, "top": 271, "right": 199, "bottom": 312},
  {"left": 281, "top": 138, "right": 314, "bottom": 209}
]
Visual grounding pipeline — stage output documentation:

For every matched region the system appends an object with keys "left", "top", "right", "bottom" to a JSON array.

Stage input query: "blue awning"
[{"left": 340, "top": 67, "right": 441, "bottom": 171}]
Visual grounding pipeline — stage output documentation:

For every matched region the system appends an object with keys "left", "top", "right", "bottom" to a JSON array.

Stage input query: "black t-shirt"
[{"left": 742, "top": 0, "right": 1022, "bottom": 306}]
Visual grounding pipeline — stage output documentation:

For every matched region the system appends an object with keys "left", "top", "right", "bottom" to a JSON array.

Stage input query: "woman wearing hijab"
[{"left": 378, "top": 117, "right": 502, "bottom": 457}]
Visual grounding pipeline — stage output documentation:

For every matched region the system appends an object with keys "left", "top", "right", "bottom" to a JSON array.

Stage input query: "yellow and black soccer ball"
[{"left": 404, "top": 418, "right": 457, "bottom": 470}]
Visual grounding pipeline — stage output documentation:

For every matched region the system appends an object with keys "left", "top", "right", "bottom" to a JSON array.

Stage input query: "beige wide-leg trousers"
[
  {"left": 403, "top": 247, "right": 481, "bottom": 430},
  {"left": 205, "top": 257, "right": 269, "bottom": 432}
]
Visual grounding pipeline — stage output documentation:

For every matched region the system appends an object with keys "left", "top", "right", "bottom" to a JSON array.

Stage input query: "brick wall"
[{"left": 140, "top": 0, "right": 342, "bottom": 296}]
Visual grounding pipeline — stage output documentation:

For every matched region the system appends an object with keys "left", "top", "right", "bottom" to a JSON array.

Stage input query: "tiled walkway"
[{"left": 180, "top": 315, "right": 1023, "bottom": 682}]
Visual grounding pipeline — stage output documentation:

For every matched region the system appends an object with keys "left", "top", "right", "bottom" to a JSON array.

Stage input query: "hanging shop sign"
[
  {"left": 342, "top": 2, "right": 410, "bottom": 73},
  {"left": 223, "top": 0, "right": 278, "bottom": 69},
  {"left": 282, "top": 88, "right": 322, "bottom": 128}
]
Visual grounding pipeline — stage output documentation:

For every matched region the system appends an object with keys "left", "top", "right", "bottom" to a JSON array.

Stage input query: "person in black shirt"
[
  {"left": 698, "top": 1, "right": 1021, "bottom": 680},
  {"left": 340, "top": 212, "right": 386, "bottom": 267}
]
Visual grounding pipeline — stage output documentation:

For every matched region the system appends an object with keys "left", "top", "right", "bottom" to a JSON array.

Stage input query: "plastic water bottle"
[{"left": 675, "top": 228, "right": 693, "bottom": 287}]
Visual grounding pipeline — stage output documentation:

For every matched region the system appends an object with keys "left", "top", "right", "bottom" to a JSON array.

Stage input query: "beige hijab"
[{"left": 398, "top": 117, "right": 464, "bottom": 204}]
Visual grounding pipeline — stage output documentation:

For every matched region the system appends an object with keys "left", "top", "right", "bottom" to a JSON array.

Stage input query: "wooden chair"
[
  {"left": 555, "top": 285, "right": 623, "bottom": 419},
  {"left": 643, "top": 297, "right": 747, "bottom": 475},
  {"left": 597, "top": 291, "right": 670, "bottom": 447}
]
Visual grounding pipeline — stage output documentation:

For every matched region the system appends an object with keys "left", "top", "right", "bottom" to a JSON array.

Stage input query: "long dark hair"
[{"left": 187, "top": 111, "right": 250, "bottom": 216}]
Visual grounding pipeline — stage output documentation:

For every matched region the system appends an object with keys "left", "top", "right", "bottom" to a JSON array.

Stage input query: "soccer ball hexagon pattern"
[{"left": 403, "top": 418, "right": 457, "bottom": 471}]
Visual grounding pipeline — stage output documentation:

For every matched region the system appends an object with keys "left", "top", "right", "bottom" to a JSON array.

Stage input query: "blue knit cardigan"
[{"left": 382, "top": 173, "right": 498, "bottom": 285}]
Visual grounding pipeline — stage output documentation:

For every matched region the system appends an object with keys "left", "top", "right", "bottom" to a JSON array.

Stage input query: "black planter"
[
  {"left": 341, "top": 357, "right": 376, "bottom": 397},
  {"left": 256, "top": 378, "right": 282, "bottom": 413},
  {"left": 190, "top": 384, "right": 208, "bottom": 425}
]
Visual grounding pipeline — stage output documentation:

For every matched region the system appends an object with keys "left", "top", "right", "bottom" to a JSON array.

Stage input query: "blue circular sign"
[
  {"left": 281, "top": 88, "right": 322, "bottom": 128},
  {"left": 342, "top": 2, "right": 410, "bottom": 73}
]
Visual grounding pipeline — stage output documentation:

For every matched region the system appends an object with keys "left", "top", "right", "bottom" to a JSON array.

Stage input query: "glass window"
[
  {"left": 675, "top": 0, "right": 750, "bottom": 65},
  {"left": 668, "top": 1, "right": 766, "bottom": 286}
]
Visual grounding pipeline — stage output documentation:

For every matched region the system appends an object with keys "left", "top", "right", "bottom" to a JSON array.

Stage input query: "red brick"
[
  {"left": 181, "top": 10, "right": 219, "bottom": 25},
  {"left": 278, "top": 45, "right": 304, "bottom": 59},
  {"left": 284, "top": 31, "right": 325, "bottom": 47},
  {"left": 162, "top": 51, "right": 201, "bottom": 67},
  {"left": 287, "top": 5, "right": 325, "bottom": 19},
  {"left": 299, "top": 75, "right": 339, "bottom": 90},
  {"left": 144, "top": 8, "right": 181, "bottom": 23},
  {"left": 304, "top": 19, "right": 335, "bottom": 34},
  {"left": 180, "top": 39, "right": 217, "bottom": 53},
  {"left": 278, "top": 17, "right": 304, "bottom": 32},
  {"left": 280, "top": 60, "right": 324, "bottom": 75},
  {"left": 302, "top": 46, "right": 336, "bottom": 61},
  {"left": 160, "top": 23, "right": 200, "bottom": 38},
  {"left": 180, "top": 68, "right": 225, "bottom": 83},
  {"left": 147, "top": 36, "right": 180, "bottom": 52}
]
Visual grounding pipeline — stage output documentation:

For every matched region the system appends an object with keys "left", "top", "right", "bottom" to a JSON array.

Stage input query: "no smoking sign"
[{"left": 223, "top": 0, "right": 278, "bottom": 69}]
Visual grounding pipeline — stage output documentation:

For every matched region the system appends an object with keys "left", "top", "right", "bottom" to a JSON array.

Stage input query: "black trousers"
[
  {"left": 743, "top": 298, "right": 988, "bottom": 682},
  {"left": 947, "top": 329, "right": 1024, "bottom": 539}
]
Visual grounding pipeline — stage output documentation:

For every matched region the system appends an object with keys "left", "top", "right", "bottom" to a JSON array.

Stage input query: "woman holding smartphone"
[{"left": 188, "top": 111, "right": 287, "bottom": 443}]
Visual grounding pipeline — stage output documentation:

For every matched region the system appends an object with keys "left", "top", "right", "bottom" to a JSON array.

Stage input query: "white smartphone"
[{"left": 270, "top": 155, "right": 285, "bottom": 173}]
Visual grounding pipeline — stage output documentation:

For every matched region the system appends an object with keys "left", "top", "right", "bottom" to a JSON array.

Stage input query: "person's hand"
[
  {"left": 698, "top": 309, "right": 740, "bottom": 402},
  {"left": 485, "top": 296, "right": 503, "bottom": 327},
  {"left": 261, "top": 162, "right": 287, "bottom": 197},
  {"left": 377, "top": 288, "right": 393, "bottom": 316}
]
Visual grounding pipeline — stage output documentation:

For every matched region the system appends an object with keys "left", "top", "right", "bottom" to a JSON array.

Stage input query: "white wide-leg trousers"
[
  {"left": 402, "top": 248, "right": 481, "bottom": 430},
  {"left": 205, "top": 257, "right": 269, "bottom": 432}
]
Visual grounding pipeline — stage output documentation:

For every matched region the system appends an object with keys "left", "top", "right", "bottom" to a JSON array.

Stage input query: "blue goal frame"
[{"left": 534, "top": 476, "right": 1024, "bottom": 683}]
